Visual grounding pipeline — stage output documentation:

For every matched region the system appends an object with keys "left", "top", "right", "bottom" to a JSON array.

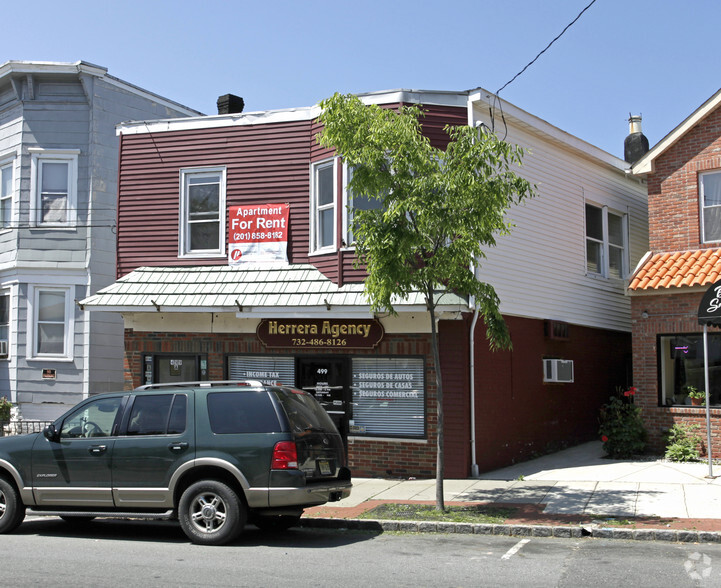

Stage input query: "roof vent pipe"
[
  {"left": 217, "top": 94, "right": 245, "bottom": 115},
  {"left": 624, "top": 114, "right": 649, "bottom": 164}
]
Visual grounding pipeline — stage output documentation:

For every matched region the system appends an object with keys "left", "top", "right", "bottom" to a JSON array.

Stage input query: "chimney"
[
  {"left": 217, "top": 94, "right": 245, "bottom": 115},
  {"left": 624, "top": 114, "right": 649, "bottom": 164}
]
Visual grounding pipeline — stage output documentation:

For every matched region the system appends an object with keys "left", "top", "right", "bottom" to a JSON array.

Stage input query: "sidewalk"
[{"left": 302, "top": 441, "right": 721, "bottom": 541}]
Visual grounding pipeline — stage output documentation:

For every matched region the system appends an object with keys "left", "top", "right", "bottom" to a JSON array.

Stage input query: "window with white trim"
[
  {"left": 0, "top": 290, "right": 9, "bottom": 359},
  {"left": 700, "top": 171, "right": 721, "bottom": 243},
  {"left": 1, "top": 160, "right": 12, "bottom": 230},
  {"left": 585, "top": 203, "right": 628, "bottom": 279},
  {"left": 310, "top": 159, "right": 336, "bottom": 253},
  {"left": 179, "top": 167, "right": 226, "bottom": 257},
  {"left": 30, "top": 150, "right": 79, "bottom": 226},
  {"left": 31, "top": 287, "right": 72, "bottom": 358}
]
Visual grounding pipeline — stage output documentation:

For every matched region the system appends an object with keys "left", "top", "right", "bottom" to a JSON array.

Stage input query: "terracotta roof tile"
[{"left": 628, "top": 248, "right": 721, "bottom": 291}]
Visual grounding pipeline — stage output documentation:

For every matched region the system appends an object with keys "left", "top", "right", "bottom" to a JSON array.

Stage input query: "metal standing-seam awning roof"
[{"left": 79, "top": 264, "right": 470, "bottom": 317}]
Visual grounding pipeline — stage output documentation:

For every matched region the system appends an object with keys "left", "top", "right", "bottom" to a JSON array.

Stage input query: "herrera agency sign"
[
  {"left": 257, "top": 319, "right": 384, "bottom": 349},
  {"left": 228, "top": 203, "right": 289, "bottom": 264}
]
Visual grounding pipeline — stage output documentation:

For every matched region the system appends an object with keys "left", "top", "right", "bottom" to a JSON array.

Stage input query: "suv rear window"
[
  {"left": 273, "top": 388, "right": 337, "bottom": 433},
  {"left": 207, "top": 391, "right": 281, "bottom": 434}
]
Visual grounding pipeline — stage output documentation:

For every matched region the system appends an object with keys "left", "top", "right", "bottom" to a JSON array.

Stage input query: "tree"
[{"left": 317, "top": 93, "right": 535, "bottom": 510}]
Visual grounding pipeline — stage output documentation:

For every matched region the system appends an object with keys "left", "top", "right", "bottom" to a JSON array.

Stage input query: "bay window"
[
  {"left": 1, "top": 160, "right": 12, "bottom": 229},
  {"left": 30, "top": 149, "right": 79, "bottom": 226},
  {"left": 31, "top": 287, "right": 72, "bottom": 358}
]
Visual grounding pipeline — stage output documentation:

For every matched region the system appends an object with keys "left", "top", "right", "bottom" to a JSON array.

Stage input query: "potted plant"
[{"left": 684, "top": 385, "right": 705, "bottom": 406}]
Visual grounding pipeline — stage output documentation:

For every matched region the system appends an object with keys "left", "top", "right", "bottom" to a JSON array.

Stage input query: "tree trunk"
[{"left": 428, "top": 293, "right": 445, "bottom": 511}]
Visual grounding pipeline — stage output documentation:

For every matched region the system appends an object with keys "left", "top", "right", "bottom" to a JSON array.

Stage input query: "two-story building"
[
  {"left": 81, "top": 88, "right": 648, "bottom": 477},
  {"left": 629, "top": 88, "right": 721, "bottom": 455},
  {"left": 0, "top": 61, "right": 200, "bottom": 420}
]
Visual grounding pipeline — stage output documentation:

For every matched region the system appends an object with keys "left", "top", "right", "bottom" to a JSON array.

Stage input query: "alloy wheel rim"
[{"left": 189, "top": 492, "right": 227, "bottom": 534}]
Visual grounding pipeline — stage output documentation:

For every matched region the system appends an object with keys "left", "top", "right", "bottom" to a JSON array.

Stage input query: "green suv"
[{"left": 0, "top": 381, "right": 351, "bottom": 545}]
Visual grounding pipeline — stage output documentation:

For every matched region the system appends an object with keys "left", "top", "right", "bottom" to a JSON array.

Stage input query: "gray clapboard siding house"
[{"left": 0, "top": 61, "right": 201, "bottom": 420}]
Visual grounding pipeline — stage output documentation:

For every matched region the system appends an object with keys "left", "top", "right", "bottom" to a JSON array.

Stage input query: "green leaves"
[{"left": 317, "top": 93, "right": 535, "bottom": 351}]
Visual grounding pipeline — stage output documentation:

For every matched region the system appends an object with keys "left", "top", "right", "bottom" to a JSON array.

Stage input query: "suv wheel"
[
  {"left": 0, "top": 478, "right": 25, "bottom": 534},
  {"left": 178, "top": 480, "right": 245, "bottom": 545}
]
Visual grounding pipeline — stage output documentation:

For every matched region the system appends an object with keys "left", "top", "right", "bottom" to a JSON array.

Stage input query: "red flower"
[{"left": 601, "top": 435, "right": 609, "bottom": 442}]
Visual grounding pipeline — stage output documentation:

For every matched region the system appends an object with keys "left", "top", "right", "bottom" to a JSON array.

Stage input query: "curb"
[{"left": 300, "top": 517, "right": 721, "bottom": 543}]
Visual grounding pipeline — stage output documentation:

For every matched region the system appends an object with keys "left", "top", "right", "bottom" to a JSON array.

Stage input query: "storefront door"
[{"left": 296, "top": 357, "right": 350, "bottom": 443}]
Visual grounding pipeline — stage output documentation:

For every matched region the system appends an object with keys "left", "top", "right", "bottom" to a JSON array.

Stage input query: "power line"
[{"left": 496, "top": 0, "right": 598, "bottom": 96}]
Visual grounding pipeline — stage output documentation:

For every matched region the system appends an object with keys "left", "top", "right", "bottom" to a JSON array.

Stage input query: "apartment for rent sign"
[{"left": 228, "top": 204, "right": 289, "bottom": 264}]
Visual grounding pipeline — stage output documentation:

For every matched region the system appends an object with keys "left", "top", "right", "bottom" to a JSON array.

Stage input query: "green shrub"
[
  {"left": 0, "top": 397, "right": 11, "bottom": 421},
  {"left": 599, "top": 392, "right": 647, "bottom": 458},
  {"left": 664, "top": 424, "right": 702, "bottom": 462}
]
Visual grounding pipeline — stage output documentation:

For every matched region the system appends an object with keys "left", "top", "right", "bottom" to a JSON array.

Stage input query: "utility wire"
[{"left": 496, "top": 0, "right": 598, "bottom": 95}]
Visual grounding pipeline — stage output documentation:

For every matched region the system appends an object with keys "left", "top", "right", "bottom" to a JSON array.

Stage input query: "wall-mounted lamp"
[{"left": 641, "top": 310, "right": 649, "bottom": 319}]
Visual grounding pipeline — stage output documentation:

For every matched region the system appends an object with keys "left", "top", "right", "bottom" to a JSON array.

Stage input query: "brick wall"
[
  {"left": 647, "top": 106, "right": 721, "bottom": 251},
  {"left": 631, "top": 293, "right": 721, "bottom": 456}
]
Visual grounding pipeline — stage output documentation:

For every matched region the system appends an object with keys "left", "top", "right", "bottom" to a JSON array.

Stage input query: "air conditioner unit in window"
[
  {"left": 543, "top": 358, "right": 574, "bottom": 383},
  {"left": 0, "top": 340, "right": 7, "bottom": 358}
]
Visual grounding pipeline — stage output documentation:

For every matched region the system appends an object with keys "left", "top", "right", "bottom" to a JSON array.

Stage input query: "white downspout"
[{"left": 469, "top": 299, "right": 480, "bottom": 477}]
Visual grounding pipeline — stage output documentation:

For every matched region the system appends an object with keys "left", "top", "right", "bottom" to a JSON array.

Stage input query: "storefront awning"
[{"left": 79, "top": 264, "right": 469, "bottom": 317}]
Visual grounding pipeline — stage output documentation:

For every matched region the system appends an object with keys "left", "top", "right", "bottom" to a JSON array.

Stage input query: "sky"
[{"left": 4, "top": 0, "right": 720, "bottom": 159}]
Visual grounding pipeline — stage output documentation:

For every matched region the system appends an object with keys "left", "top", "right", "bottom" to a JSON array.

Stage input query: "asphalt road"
[{"left": 3, "top": 517, "right": 721, "bottom": 587}]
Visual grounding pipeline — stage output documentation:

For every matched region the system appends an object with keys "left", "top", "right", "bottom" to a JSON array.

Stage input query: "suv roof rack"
[{"left": 135, "top": 380, "right": 266, "bottom": 390}]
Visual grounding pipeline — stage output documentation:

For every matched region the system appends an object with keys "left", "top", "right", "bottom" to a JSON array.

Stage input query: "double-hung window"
[
  {"left": 344, "top": 165, "right": 384, "bottom": 246},
  {"left": 310, "top": 159, "right": 336, "bottom": 253},
  {"left": 29, "top": 149, "right": 79, "bottom": 226},
  {"left": 179, "top": 167, "right": 226, "bottom": 257},
  {"left": 31, "top": 287, "right": 71, "bottom": 358},
  {"left": 1, "top": 159, "right": 13, "bottom": 230},
  {"left": 585, "top": 203, "right": 628, "bottom": 279},
  {"left": 700, "top": 171, "right": 721, "bottom": 242}
]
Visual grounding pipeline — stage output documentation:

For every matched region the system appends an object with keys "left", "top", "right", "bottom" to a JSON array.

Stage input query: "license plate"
[{"left": 318, "top": 460, "right": 332, "bottom": 475}]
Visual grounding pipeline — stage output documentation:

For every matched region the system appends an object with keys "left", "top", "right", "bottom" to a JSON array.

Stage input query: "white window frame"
[
  {"left": 0, "top": 154, "right": 17, "bottom": 232},
  {"left": 342, "top": 163, "right": 386, "bottom": 248},
  {"left": 700, "top": 170, "right": 721, "bottom": 243},
  {"left": 179, "top": 166, "right": 226, "bottom": 258},
  {"left": 28, "top": 286, "right": 74, "bottom": 360},
  {"left": 585, "top": 202, "right": 629, "bottom": 279},
  {"left": 29, "top": 148, "right": 80, "bottom": 227},
  {"left": 310, "top": 158, "right": 337, "bottom": 254}
]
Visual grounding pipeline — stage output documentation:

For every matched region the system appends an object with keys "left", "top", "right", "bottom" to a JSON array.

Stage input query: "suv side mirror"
[{"left": 43, "top": 424, "right": 59, "bottom": 442}]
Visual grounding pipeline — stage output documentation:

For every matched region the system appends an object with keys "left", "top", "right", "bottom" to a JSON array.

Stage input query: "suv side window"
[
  {"left": 60, "top": 397, "right": 123, "bottom": 438},
  {"left": 207, "top": 391, "right": 281, "bottom": 434},
  {"left": 127, "top": 394, "right": 187, "bottom": 436}
]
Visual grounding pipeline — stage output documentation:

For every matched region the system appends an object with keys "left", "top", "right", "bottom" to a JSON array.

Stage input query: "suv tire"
[
  {"left": 178, "top": 480, "right": 245, "bottom": 545},
  {"left": 0, "top": 478, "right": 26, "bottom": 534}
]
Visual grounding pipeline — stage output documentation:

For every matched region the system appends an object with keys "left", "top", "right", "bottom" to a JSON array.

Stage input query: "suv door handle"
[
  {"left": 88, "top": 445, "right": 107, "bottom": 455},
  {"left": 169, "top": 442, "right": 189, "bottom": 451}
]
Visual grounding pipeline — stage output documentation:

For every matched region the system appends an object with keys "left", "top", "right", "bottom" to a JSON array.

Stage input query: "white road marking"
[{"left": 501, "top": 538, "right": 530, "bottom": 560}]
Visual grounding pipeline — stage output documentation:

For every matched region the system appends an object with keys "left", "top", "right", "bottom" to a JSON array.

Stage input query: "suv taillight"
[{"left": 271, "top": 441, "right": 298, "bottom": 470}]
